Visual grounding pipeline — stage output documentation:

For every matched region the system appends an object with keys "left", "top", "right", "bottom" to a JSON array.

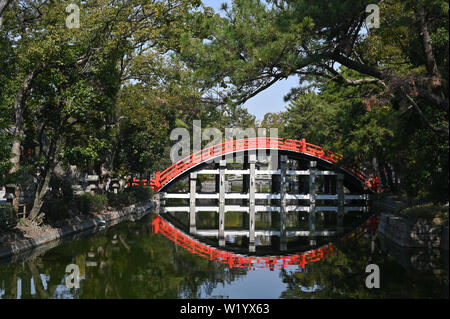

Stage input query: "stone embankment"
[
  {"left": 377, "top": 213, "right": 448, "bottom": 250},
  {"left": 372, "top": 196, "right": 448, "bottom": 251}
]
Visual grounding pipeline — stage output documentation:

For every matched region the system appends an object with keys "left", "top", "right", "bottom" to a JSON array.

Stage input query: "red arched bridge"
[
  {"left": 149, "top": 137, "right": 381, "bottom": 193},
  {"left": 147, "top": 137, "right": 381, "bottom": 253}
]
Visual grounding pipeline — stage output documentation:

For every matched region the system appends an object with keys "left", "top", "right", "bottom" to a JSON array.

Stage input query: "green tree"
[
  {"left": 282, "top": 67, "right": 448, "bottom": 202},
  {"left": 113, "top": 84, "right": 175, "bottom": 175},
  {"left": 0, "top": 0, "right": 204, "bottom": 222},
  {"left": 258, "top": 112, "right": 286, "bottom": 137},
  {"left": 179, "top": 0, "right": 448, "bottom": 202}
]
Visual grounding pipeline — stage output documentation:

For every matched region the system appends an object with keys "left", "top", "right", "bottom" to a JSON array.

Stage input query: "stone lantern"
[
  {"left": 5, "top": 184, "right": 16, "bottom": 206},
  {"left": 86, "top": 175, "right": 99, "bottom": 194},
  {"left": 71, "top": 184, "right": 84, "bottom": 195},
  {"left": 111, "top": 179, "right": 120, "bottom": 194}
]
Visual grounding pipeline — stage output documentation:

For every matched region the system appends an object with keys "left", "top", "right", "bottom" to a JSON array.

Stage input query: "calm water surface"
[{"left": 0, "top": 212, "right": 448, "bottom": 299}]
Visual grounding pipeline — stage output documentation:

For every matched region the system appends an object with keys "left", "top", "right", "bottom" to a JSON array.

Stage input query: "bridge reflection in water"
[{"left": 152, "top": 213, "right": 379, "bottom": 270}]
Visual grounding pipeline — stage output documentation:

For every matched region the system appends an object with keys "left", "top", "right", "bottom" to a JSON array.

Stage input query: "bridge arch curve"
[{"left": 150, "top": 138, "right": 381, "bottom": 193}]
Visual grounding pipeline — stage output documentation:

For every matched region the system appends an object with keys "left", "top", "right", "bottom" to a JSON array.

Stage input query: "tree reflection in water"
[
  {"left": 155, "top": 213, "right": 448, "bottom": 299},
  {"left": 279, "top": 234, "right": 449, "bottom": 299},
  {"left": 0, "top": 213, "right": 447, "bottom": 299},
  {"left": 0, "top": 213, "right": 247, "bottom": 299}
]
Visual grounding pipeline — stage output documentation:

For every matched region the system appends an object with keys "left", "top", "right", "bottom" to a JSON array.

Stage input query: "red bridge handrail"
[{"left": 149, "top": 138, "right": 381, "bottom": 192}]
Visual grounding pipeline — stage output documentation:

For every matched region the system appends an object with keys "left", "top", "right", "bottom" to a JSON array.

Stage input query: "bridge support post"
[
  {"left": 324, "top": 175, "right": 330, "bottom": 194},
  {"left": 279, "top": 155, "right": 287, "bottom": 251},
  {"left": 189, "top": 172, "right": 197, "bottom": 234},
  {"left": 218, "top": 159, "right": 226, "bottom": 247},
  {"left": 159, "top": 192, "right": 166, "bottom": 208},
  {"left": 271, "top": 160, "right": 280, "bottom": 194},
  {"left": 215, "top": 163, "right": 220, "bottom": 193},
  {"left": 309, "top": 161, "right": 317, "bottom": 246},
  {"left": 337, "top": 173, "right": 344, "bottom": 234},
  {"left": 243, "top": 152, "right": 249, "bottom": 194},
  {"left": 158, "top": 193, "right": 165, "bottom": 215},
  {"left": 249, "top": 153, "right": 256, "bottom": 252}
]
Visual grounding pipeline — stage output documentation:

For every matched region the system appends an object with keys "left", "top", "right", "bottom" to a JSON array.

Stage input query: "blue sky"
[{"left": 201, "top": 0, "right": 299, "bottom": 121}]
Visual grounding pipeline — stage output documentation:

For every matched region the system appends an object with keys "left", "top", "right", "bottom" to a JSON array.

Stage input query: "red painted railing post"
[{"left": 300, "top": 138, "right": 306, "bottom": 153}]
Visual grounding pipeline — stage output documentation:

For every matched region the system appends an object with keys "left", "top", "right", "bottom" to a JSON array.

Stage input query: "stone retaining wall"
[
  {"left": 378, "top": 213, "right": 448, "bottom": 251},
  {"left": 0, "top": 201, "right": 154, "bottom": 260}
]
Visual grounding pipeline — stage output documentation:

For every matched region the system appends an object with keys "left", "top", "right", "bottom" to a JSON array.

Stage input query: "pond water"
[{"left": 0, "top": 211, "right": 448, "bottom": 299}]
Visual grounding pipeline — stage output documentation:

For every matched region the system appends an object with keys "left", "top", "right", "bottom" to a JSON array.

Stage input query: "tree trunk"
[
  {"left": 383, "top": 163, "right": 395, "bottom": 193},
  {"left": 416, "top": 5, "right": 443, "bottom": 97},
  {"left": 378, "top": 160, "right": 388, "bottom": 192},
  {"left": 10, "top": 72, "right": 35, "bottom": 174},
  {"left": 28, "top": 169, "right": 52, "bottom": 222},
  {"left": 10, "top": 72, "right": 36, "bottom": 207},
  {"left": 28, "top": 120, "right": 63, "bottom": 222},
  {"left": 0, "top": 0, "right": 11, "bottom": 17}
]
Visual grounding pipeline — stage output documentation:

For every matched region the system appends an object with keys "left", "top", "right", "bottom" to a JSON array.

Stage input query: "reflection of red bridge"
[
  {"left": 152, "top": 214, "right": 379, "bottom": 269},
  {"left": 149, "top": 138, "right": 382, "bottom": 193}
]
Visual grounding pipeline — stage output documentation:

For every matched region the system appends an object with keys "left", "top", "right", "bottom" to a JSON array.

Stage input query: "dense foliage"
[{"left": 0, "top": 0, "right": 448, "bottom": 228}]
